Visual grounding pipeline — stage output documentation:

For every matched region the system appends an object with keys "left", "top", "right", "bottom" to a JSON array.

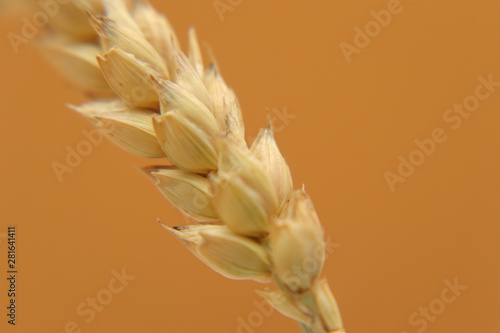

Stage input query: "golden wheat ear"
[{"left": 31, "top": 0, "right": 346, "bottom": 331}]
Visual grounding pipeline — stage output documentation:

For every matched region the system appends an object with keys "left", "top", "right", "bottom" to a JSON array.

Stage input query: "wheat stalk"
[{"left": 28, "top": 0, "right": 346, "bottom": 331}]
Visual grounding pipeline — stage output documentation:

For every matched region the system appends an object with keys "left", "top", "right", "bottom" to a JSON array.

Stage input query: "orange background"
[{"left": 1, "top": 0, "right": 500, "bottom": 332}]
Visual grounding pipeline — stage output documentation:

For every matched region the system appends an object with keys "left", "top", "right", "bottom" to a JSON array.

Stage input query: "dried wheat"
[{"left": 30, "top": 0, "right": 346, "bottom": 331}]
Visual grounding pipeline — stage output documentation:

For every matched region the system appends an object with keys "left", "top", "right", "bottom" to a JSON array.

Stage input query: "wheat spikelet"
[{"left": 30, "top": 0, "right": 346, "bottom": 331}]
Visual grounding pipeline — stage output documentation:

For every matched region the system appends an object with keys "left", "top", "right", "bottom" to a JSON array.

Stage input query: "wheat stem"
[{"left": 300, "top": 322, "right": 316, "bottom": 333}]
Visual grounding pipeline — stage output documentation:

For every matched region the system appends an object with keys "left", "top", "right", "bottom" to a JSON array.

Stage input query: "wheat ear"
[{"left": 31, "top": 0, "right": 346, "bottom": 331}]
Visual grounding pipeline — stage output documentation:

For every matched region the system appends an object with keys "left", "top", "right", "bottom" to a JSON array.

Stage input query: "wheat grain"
[{"left": 30, "top": 0, "right": 346, "bottom": 331}]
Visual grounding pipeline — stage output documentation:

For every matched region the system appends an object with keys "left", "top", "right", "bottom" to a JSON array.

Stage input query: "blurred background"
[{"left": 1, "top": 0, "right": 499, "bottom": 332}]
